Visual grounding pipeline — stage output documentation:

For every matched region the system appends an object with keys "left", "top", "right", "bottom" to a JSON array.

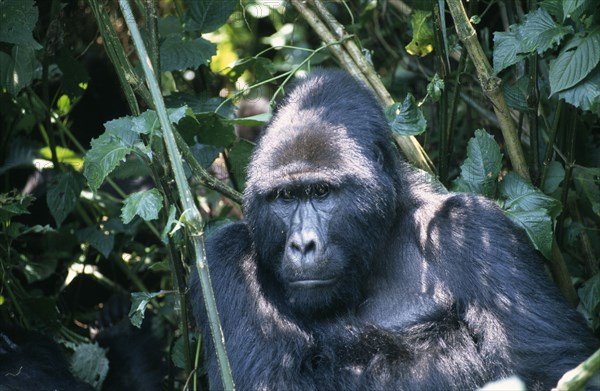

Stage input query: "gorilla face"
[{"left": 245, "top": 120, "right": 400, "bottom": 317}]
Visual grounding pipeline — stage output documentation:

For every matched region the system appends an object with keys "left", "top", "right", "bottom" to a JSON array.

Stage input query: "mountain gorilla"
[{"left": 190, "top": 69, "right": 598, "bottom": 390}]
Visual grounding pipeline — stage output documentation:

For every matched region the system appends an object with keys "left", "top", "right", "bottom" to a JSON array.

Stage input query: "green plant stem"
[
  {"left": 292, "top": 0, "right": 435, "bottom": 174},
  {"left": 447, "top": 0, "right": 530, "bottom": 182},
  {"left": 527, "top": 54, "right": 540, "bottom": 184},
  {"left": 88, "top": 0, "right": 146, "bottom": 114},
  {"left": 446, "top": 48, "right": 468, "bottom": 180},
  {"left": 553, "top": 348, "right": 600, "bottom": 391},
  {"left": 433, "top": 1, "right": 449, "bottom": 182},
  {"left": 539, "top": 100, "right": 564, "bottom": 190},
  {"left": 117, "top": 1, "right": 234, "bottom": 390},
  {"left": 173, "top": 130, "right": 243, "bottom": 204}
]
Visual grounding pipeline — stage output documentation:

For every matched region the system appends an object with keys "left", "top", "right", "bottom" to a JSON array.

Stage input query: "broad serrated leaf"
[
  {"left": 385, "top": 94, "right": 427, "bottom": 136},
  {"left": 499, "top": 172, "right": 561, "bottom": 259},
  {"left": 562, "top": 0, "right": 588, "bottom": 22},
  {"left": 160, "top": 36, "right": 216, "bottom": 71},
  {"left": 83, "top": 132, "right": 133, "bottom": 192},
  {"left": 540, "top": 0, "right": 564, "bottom": 21},
  {"left": 541, "top": 161, "right": 565, "bottom": 194},
  {"left": 76, "top": 226, "right": 114, "bottom": 258},
  {"left": 519, "top": 8, "right": 572, "bottom": 55},
  {"left": 558, "top": 65, "right": 600, "bottom": 113},
  {"left": 500, "top": 172, "right": 562, "bottom": 218},
  {"left": 550, "top": 30, "right": 600, "bottom": 95},
  {"left": 426, "top": 73, "right": 444, "bottom": 102},
  {"left": 504, "top": 208, "right": 553, "bottom": 259},
  {"left": 70, "top": 343, "right": 109, "bottom": 390},
  {"left": 130, "top": 291, "right": 168, "bottom": 328},
  {"left": 186, "top": 0, "right": 237, "bottom": 33},
  {"left": 503, "top": 78, "right": 529, "bottom": 111},
  {"left": 121, "top": 189, "right": 163, "bottom": 224},
  {"left": 0, "top": 0, "right": 42, "bottom": 48},
  {"left": 452, "top": 129, "right": 502, "bottom": 197},
  {"left": 493, "top": 30, "right": 528, "bottom": 73},
  {"left": 46, "top": 171, "right": 86, "bottom": 227}
]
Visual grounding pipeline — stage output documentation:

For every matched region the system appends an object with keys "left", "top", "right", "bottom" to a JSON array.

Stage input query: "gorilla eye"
[
  {"left": 278, "top": 188, "right": 295, "bottom": 200},
  {"left": 313, "top": 183, "right": 330, "bottom": 198}
]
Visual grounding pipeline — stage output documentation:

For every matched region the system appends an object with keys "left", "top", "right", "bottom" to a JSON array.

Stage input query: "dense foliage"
[{"left": 0, "top": 0, "right": 598, "bottom": 389}]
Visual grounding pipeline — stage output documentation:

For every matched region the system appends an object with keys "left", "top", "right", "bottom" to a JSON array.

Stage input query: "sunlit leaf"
[
  {"left": 121, "top": 189, "right": 164, "bottom": 224},
  {"left": 452, "top": 129, "right": 502, "bottom": 198},
  {"left": 405, "top": 10, "right": 434, "bottom": 57},
  {"left": 385, "top": 94, "right": 427, "bottom": 136}
]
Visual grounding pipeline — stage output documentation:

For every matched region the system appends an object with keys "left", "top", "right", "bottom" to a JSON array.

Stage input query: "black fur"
[{"left": 190, "top": 69, "right": 599, "bottom": 390}]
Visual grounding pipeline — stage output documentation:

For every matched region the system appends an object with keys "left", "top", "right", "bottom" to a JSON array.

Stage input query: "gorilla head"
[{"left": 244, "top": 70, "right": 403, "bottom": 316}]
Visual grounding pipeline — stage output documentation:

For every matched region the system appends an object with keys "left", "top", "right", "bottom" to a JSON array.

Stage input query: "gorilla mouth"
[{"left": 288, "top": 278, "right": 337, "bottom": 289}]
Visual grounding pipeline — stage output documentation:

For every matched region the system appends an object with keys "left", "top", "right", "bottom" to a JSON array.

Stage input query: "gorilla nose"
[{"left": 287, "top": 231, "right": 318, "bottom": 266}]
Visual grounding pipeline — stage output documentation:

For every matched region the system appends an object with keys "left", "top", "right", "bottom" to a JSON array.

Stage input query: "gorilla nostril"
[{"left": 289, "top": 237, "right": 316, "bottom": 255}]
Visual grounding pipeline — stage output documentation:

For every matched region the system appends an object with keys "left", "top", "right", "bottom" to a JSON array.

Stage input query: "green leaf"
[
  {"left": 0, "top": 0, "right": 42, "bottom": 48},
  {"left": 228, "top": 139, "right": 255, "bottom": 191},
  {"left": 385, "top": 94, "right": 427, "bottom": 136},
  {"left": 573, "top": 167, "right": 600, "bottom": 216},
  {"left": 405, "top": 10, "right": 434, "bottom": 57},
  {"left": 160, "top": 36, "right": 216, "bottom": 71},
  {"left": 503, "top": 78, "right": 529, "bottom": 112},
  {"left": 0, "top": 192, "right": 33, "bottom": 222},
  {"left": 191, "top": 112, "right": 236, "bottom": 147},
  {"left": 171, "top": 334, "right": 195, "bottom": 369},
  {"left": 70, "top": 343, "right": 109, "bottom": 390},
  {"left": 224, "top": 112, "right": 271, "bottom": 127},
  {"left": 541, "top": 161, "right": 565, "bottom": 194},
  {"left": 186, "top": 0, "right": 237, "bottom": 33},
  {"left": 499, "top": 172, "right": 562, "bottom": 259},
  {"left": 562, "top": 0, "right": 588, "bottom": 22},
  {"left": 0, "top": 45, "right": 38, "bottom": 95},
  {"left": 540, "top": 0, "right": 564, "bottom": 21},
  {"left": 504, "top": 208, "right": 554, "bottom": 260},
  {"left": 426, "top": 73, "right": 444, "bottom": 102},
  {"left": 558, "top": 66, "right": 600, "bottom": 113},
  {"left": 22, "top": 256, "right": 58, "bottom": 283},
  {"left": 46, "top": 171, "right": 86, "bottom": 227},
  {"left": 578, "top": 273, "right": 600, "bottom": 321},
  {"left": 549, "top": 30, "right": 600, "bottom": 95},
  {"left": 121, "top": 189, "right": 164, "bottom": 224},
  {"left": 452, "top": 129, "right": 502, "bottom": 197},
  {"left": 190, "top": 144, "right": 222, "bottom": 169},
  {"left": 493, "top": 30, "right": 528, "bottom": 73},
  {"left": 83, "top": 132, "right": 133, "bottom": 192},
  {"left": 129, "top": 291, "right": 168, "bottom": 328},
  {"left": 501, "top": 172, "right": 562, "bottom": 218},
  {"left": 519, "top": 8, "right": 572, "bottom": 55},
  {"left": 76, "top": 226, "right": 114, "bottom": 258}
]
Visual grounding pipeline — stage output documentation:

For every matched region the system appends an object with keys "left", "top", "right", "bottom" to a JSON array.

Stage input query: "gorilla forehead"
[{"left": 247, "top": 114, "right": 378, "bottom": 191}]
